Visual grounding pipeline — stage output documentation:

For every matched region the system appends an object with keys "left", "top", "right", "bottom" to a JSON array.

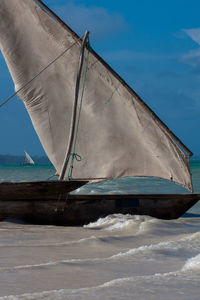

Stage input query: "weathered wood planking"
[
  {"left": 67, "top": 193, "right": 200, "bottom": 221},
  {"left": 0, "top": 181, "right": 87, "bottom": 200},
  {"left": 0, "top": 181, "right": 199, "bottom": 225}
]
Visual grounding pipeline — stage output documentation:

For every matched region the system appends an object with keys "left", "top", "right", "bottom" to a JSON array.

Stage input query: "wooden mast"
[{"left": 59, "top": 30, "right": 90, "bottom": 181}]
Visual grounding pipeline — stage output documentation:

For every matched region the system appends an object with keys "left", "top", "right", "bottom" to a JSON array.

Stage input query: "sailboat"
[
  {"left": 0, "top": 0, "right": 199, "bottom": 225},
  {"left": 21, "top": 150, "right": 35, "bottom": 166}
]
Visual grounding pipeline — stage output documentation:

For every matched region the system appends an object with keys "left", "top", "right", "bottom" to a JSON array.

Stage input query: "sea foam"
[
  {"left": 182, "top": 253, "right": 200, "bottom": 271},
  {"left": 84, "top": 214, "right": 155, "bottom": 232}
]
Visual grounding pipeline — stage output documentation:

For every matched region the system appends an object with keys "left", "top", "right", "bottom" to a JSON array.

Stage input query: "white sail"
[
  {"left": 0, "top": 0, "right": 193, "bottom": 191},
  {"left": 24, "top": 150, "right": 35, "bottom": 165}
]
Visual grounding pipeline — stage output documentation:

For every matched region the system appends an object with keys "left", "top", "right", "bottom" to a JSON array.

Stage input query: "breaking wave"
[
  {"left": 182, "top": 253, "right": 200, "bottom": 271},
  {"left": 1, "top": 265, "right": 199, "bottom": 300},
  {"left": 84, "top": 214, "right": 157, "bottom": 232},
  {"left": 0, "top": 231, "right": 199, "bottom": 273}
]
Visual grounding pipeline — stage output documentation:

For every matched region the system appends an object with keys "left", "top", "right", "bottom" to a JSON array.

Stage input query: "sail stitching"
[
  {"left": 34, "top": 0, "right": 58, "bottom": 23},
  {"left": 105, "top": 80, "right": 123, "bottom": 104}
]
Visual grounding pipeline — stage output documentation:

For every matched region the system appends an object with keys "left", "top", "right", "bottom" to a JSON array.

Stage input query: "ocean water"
[{"left": 0, "top": 162, "right": 200, "bottom": 299}]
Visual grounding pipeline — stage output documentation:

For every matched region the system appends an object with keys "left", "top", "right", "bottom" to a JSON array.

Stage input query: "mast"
[
  {"left": 0, "top": 0, "right": 193, "bottom": 190},
  {"left": 59, "top": 30, "right": 90, "bottom": 181}
]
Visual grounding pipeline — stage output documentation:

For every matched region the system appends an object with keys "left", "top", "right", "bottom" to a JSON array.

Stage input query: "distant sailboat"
[
  {"left": 21, "top": 150, "right": 35, "bottom": 166},
  {"left": 0, "top": 0, "right": 199, "bottom": 225}
]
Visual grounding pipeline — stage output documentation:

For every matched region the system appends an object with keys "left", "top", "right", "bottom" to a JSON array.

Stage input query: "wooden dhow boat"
[{"left": 0, "top": 0, "right": 199, "bottom": 225}]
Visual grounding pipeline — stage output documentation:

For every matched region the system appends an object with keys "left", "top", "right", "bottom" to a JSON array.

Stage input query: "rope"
[
  {"left": 47, "top": 174, "right": 58, "bottom": 180},
  {"left": 67, "top": 152, "right": 82, "bottom": 180},
  {"left": 105, "top": 80, "right": 123, "bottom": 104},
  {"left": 67, "top": 47, "right": 91, "bottom": 180},
  {"left": 0, "top": 39, "right": 79, "bottom": 108}
]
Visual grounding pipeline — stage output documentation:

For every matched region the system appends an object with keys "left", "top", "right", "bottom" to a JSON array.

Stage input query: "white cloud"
[
  {"left": 184, "top": 28, "right": 200, "bottom": 45},
  {"left": 52, "top": 2, "right": 128, "bottom": 40},
  {"left": 181, "top": 49, "right": 200, "bottom": 66},
  {"left": 102, "top": 49, "right": 175, "bottom": 62},
  {"left": 181, "top": 28, "right": 200, "bottom": 65}
]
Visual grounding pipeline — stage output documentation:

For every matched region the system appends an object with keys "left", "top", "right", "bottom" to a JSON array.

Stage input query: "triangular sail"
[
  {"left": 0, "top": 0, "right": 193, "bottom": 191},
  {"left": 24, "top": 150, "right": 35, "bottom": 165}
]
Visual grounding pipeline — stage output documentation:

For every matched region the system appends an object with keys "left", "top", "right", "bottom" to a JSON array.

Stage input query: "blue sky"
[{"left": 1, "top": 0, "right": 200, "bottom": 156}]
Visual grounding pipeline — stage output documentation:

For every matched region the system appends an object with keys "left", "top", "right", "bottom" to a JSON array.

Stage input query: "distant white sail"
[
  {"left": 0, "top": 0, "right": 193, "bottom": 191},
  {"left": 24, "top": 150, "right": 35, "bottom": 165}
]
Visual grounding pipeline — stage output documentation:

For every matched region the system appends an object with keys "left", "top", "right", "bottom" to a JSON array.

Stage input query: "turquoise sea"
[
  {"left": 0, "top": 161, "right": 200, "bottom": 299},
  {"left": 1, "top": 160, "right": 200, "bottom": 193}
]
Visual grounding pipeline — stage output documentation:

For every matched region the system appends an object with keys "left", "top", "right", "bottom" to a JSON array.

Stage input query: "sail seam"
[{"left": 105, "top": 81, "right": 123, "bottom": 104}]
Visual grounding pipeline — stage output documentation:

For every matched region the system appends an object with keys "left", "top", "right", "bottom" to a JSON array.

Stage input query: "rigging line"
[
  {"left": 59, "top": 30, "right": 90, "bottom": 181},
  {"left": 0, "top": 39, "right": 79, "bottom": 109},
  {"left": 73, "top": 47, "right": 91, "bottom": 150},
  {"left": 67, "top": 47, "right": 91, "bottom": 180},
  {"left": 47, "top": 174, "right": 58, "bottom": 180},
  {"left": 105, "top": 80, "right": 123, "bottom": 104}
]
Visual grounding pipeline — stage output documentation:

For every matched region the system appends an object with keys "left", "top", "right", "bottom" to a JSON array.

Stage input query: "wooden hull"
[{"left": 0, "top": 181, "right": 199, "bottom": 225}]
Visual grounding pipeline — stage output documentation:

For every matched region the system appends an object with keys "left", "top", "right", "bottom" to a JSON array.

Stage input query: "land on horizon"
[
  {"left": 0, "top": 154, "right": 51, "bottom": 165},
  {"left": 0, "top": 154, "right": 200, "bottom": 166},
  {"left": 1, "top": 1, "right": 200, "bottom": 155}
]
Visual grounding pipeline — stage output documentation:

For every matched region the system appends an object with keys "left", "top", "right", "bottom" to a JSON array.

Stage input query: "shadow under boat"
[
  {"left": 0, "top": 1, "right": 197, "bottom": 226},
  {"left": 0, "top": 181, "right": 199, "bottom": 225}
]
